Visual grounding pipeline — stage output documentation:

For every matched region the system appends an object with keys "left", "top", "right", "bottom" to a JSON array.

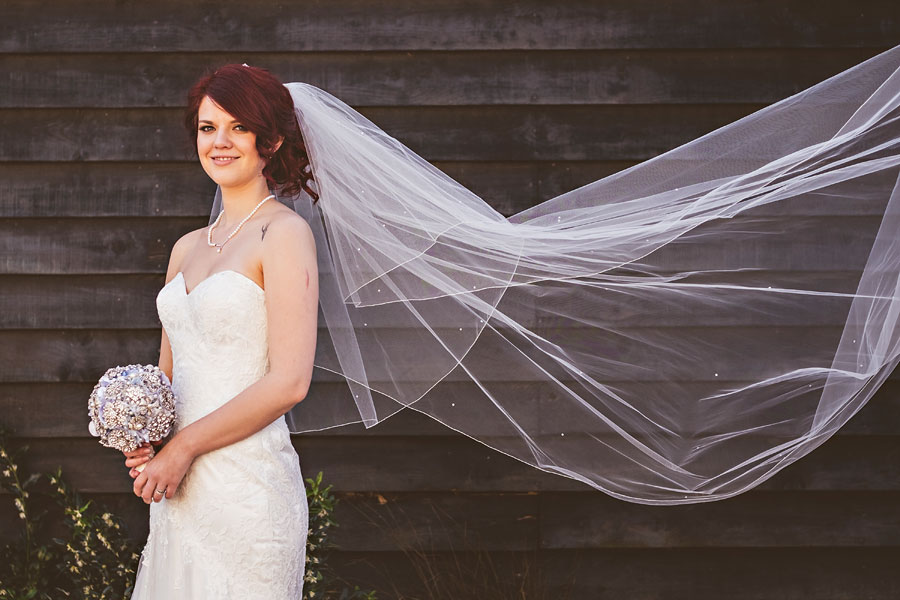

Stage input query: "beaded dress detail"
[{"left": 131, "top": 270, "right": 309, "bottom": 599}]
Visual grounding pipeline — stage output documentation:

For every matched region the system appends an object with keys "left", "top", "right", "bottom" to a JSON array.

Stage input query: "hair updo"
[{"left": 183, "top": 63, "right": 319, "bottom": 202}]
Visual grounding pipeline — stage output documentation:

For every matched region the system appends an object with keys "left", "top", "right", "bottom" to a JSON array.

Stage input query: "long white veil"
[{"left": 210, "top": 45, "right": 900, "bottom": 504}]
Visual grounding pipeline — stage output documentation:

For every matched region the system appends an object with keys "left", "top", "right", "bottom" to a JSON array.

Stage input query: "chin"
[
  {"left": 201, "top": 167, "right": 244, "bottom": 188},
  {"left": 201, "top": 162, "right": 263, "bottom": 187}
]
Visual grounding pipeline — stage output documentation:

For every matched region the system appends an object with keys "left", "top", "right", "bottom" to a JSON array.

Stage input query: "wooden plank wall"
[{"left": 2, "top": 1, "right": 900, "bottom": 597}]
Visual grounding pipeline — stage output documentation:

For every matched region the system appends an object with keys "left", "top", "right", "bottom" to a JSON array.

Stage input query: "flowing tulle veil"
[{"left": 210, "top": 45, "right": 900, "bottom": 504}]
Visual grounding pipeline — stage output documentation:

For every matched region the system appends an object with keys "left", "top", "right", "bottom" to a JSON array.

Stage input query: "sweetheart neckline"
[{"left": 170, "top": 270, "right": 265, "bottom": 297}]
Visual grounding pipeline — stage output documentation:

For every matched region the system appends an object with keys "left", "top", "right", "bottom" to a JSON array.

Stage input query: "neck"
[{"left": 219, "top": 178, "right": 274, "bottom": 228}]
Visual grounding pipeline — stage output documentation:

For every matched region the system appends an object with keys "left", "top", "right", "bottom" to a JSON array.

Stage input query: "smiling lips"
[{"left": 211, "top": 156, "right": 238, "bottom": 165}]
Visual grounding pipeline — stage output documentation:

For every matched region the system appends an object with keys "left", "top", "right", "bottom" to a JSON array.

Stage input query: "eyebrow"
[{"left": 198, "top": 119, "right": 241, "bottom": 124}]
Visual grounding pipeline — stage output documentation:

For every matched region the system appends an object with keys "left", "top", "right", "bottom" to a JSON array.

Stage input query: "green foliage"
[
  {"left": 304, "top": 470, "right": 377, "bottom": 600},
  {"left": 0, "top": 428, "right": 140, "bottom": 599},
  {"left": 0, "top": 428, "right": 376, "bottom": 599},
  {"left": 0, "top": 430, "right": 58, "bottom": 599},
  {"left": 304, "top": 469, "right": 334, "bottom": 595},
  {"left": 48, "top": 467, "right": 141, "bottom": 599}
]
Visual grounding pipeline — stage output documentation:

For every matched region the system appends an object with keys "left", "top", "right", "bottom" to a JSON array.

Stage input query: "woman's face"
[{"left": 195, "top": 95, "right": 265, "bottom": 189}]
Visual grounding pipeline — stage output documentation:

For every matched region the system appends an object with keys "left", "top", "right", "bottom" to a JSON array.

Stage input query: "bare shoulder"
[
  {"left": 177, "top": 226, "right": 207, "bottom": 248},
  {"left": 169, "top": 227, "right": 205, "bottom": 269},
  {"left": 259, "top": 207, "right": 318, "bottom": 294},
  {"left": 260, "top": 206, "right": 316, "bottom": 258}
]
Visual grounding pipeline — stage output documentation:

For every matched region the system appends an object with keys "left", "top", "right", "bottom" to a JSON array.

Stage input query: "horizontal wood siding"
[{"left": 1, "top": 1, "right": 899, "bottom": 597}]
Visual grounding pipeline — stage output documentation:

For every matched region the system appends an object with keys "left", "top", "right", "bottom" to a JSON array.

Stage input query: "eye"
[
  {"left": 198, "top": 125, "right": 214, "bottom": 132},
  {"left": 234, "top": 124, "right": 248, "bottom": 131}
]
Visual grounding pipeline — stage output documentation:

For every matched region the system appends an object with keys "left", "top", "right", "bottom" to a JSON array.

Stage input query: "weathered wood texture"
[
  {"left": 3, "top": 0, "right": 898, "bottom": 52},
  {"left": 2, "top": 1, "right": 899, "bottom": 597},
  {"left": 1, "top": 49, "right": 887, "bottom": 108}
]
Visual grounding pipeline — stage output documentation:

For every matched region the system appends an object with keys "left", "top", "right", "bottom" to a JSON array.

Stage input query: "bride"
[
  {"left": 118, "top": 44, "right": 900, "bottom": 595},
  {"left": 122, "top": 64, "right": 319, "bottom": 598}
]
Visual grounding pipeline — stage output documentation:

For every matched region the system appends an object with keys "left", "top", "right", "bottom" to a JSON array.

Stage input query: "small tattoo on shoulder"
[{"left": 261, "top": 223, "right": 270, "bottom": 241}]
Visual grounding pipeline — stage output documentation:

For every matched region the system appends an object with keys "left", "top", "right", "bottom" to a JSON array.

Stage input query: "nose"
[{"left": 213, "top": 127, "right": 233, "bottom": 148}]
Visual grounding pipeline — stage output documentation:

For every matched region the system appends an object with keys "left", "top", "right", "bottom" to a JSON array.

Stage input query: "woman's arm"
[
  {"left": 123, "top": 230, "right": 196, "bottom": 472},
  {"left": 159, "top": 229, "right": 198, "bottom": 382},
  {"left": 131, "top": 215, "right": 319, "bottom": 503}
]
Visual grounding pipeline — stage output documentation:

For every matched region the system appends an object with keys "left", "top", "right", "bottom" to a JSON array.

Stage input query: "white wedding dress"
[{"left": 131, "top": 269, "right": 309, "bottom": 599}]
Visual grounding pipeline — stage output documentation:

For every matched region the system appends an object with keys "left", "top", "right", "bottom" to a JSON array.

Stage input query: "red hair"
[{"left": 183, "top": 63, "right": 318, "bottom": 202}]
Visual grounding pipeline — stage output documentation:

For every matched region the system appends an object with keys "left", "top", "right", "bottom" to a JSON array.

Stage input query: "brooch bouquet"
[{"left": 88, "top": 364, "right": 176, "bottom": 472}]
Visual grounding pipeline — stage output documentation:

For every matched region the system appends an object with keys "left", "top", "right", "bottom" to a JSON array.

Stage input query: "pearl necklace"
[{"left": 207, "top": 194, "right": 274, "bottom": 253}]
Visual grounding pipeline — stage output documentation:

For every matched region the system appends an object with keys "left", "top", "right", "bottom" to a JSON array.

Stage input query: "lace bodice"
[
  {"left": 130, "top": 269, "right": 308, "bottom": 599},
  {"left": 158, "top": 270, "right": 272, "bottom": 428}
]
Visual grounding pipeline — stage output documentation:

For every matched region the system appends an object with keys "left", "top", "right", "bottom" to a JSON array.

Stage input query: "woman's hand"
[
  {"left": 124, "top": 436, "right": 171, "bottom": 478},
  {"left": 123, "top": 442, "right": 155, "bottom": 476},
  {"left": 131, "top": 437, "right": 195, "bottom": 504}
]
